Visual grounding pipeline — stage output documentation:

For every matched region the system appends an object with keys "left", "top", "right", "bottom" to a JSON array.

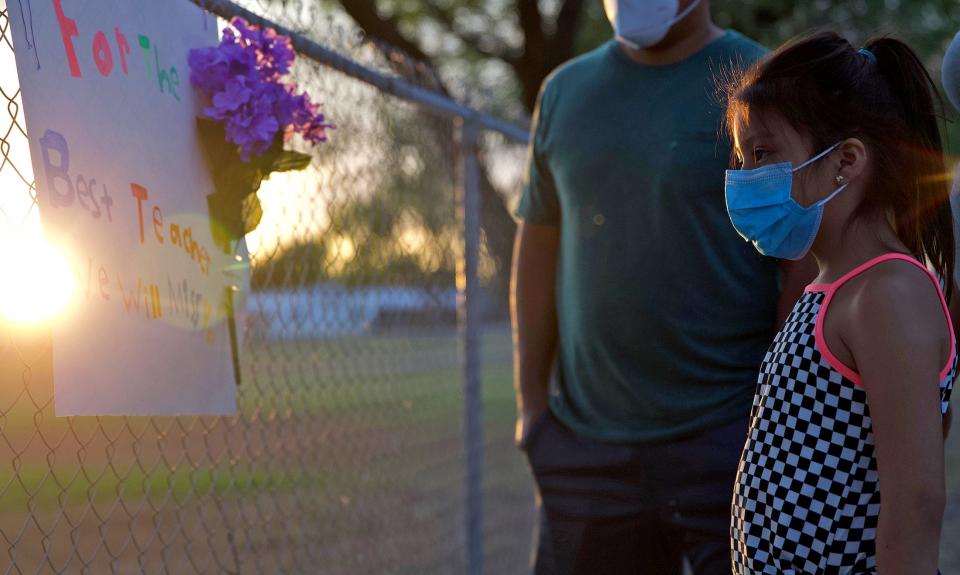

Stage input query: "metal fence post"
[{"left": 456, "top": 117, "right": 484, "bottom": 575}]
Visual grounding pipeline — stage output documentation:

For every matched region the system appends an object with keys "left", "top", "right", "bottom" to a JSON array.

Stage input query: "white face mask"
[{"left": 603, "top": 0, "right": 704, "bottom": 49}]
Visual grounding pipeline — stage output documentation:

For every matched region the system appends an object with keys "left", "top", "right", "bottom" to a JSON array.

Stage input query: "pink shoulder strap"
[{"left": 811, "top": 253, "right": 956, "bottom": 387}]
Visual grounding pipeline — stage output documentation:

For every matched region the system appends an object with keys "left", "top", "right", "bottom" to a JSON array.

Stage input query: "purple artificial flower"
[
  {"left": 188, "top": 48, "right": 229, "bottom": 95},
  {"left": 225, "top": 111, "right": 279, "bottom": 161},
  {"left": 215, "top": 81, "right": 279, "bottom": 160},
  {"left": 232, "top": 18, "right": 295, "bottom": 79},
  {"left": 304, "top": 113, "right": 333, "bottom": 144},
  {"left": 206, "top": 77, "right": 252, "bottom": 118},
  {"left": 188, "top": 17, "right": 332, "bottom": 161},
  {"left": 189, "top": 42, "right": 256, "bottom": 97}
]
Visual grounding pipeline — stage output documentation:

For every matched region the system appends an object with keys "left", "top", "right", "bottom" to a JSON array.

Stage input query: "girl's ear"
[{"left": 837, "top": 138, "right": 868, "bottom": 183}]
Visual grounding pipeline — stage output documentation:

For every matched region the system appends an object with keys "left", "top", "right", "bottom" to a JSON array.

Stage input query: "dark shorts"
[{"left": 523, "top": 410, "right": 749, "bottom": 575}]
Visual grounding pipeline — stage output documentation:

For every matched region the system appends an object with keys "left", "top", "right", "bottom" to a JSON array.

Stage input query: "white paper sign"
[{"left": 7, "top": 0, "right": 239, "bottom": 415}]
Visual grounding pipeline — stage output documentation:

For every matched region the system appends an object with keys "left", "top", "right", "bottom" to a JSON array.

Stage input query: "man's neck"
[{"left": 618, "top": 18, "right": 724, "bottom": 67}]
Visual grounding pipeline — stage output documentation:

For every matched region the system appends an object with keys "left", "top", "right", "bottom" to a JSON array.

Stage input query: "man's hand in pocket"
[{"left": 516, "top": 408, "right": 548, "bottom": 451}]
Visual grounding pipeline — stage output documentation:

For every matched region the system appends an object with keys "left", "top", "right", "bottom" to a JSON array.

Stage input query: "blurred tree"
[
  {"left": 259, "top": 0, "right": 960, "bottom": 295},
  {"left": 713, "top": 0, "right": 960, "bottom": 150},
  {"left": 254, "top": 102, "right": 458, "bottom": 290},
  {"left": 330, "top": 1, "right": 960, "bottom": 112},
  {"left": 323, "top": 1, "right": 609, "bottom": 310},
  {"left": 332, "top": 0, "right": 609, "bottom": 114},
  {"left": 330, "top": 0, "right": 960, "bottom": 144},
  {"left": 259, "top": 0, "right": 613, "bottom": 303},
  {"left": 714, "top": 0, "right": 959, "bottom": 63},
  {"left": 326, "top": 0, "right": 960, "bottom": 263}
]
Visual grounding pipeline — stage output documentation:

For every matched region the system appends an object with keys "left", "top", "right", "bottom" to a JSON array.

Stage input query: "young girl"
[{"left": 724, "top": 33, "right": 955, "bottom": 574}]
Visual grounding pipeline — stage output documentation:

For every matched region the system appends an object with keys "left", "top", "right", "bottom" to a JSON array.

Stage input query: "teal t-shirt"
[{"left": 517, "top": 31, "right": 779, "bottom": 443}]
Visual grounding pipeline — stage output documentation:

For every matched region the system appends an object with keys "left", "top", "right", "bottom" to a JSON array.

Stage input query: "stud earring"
[{"left": 836, "top": 175, "right": 846, "bottom": 185}]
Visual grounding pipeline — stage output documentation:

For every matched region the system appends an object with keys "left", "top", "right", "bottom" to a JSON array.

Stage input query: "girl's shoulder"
[
  {"left": 837, "top": 256, "right": 943, "bottom": 313},
  {"left": 832, "top": 256, "right": 951, "bottom": 366}
]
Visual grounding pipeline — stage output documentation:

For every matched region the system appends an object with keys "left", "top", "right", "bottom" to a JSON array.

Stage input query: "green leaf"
[
  {"left": 241, "top": 193, "right": 263, "bottom": 236},
  {"left": 197, "top": 118, "right": 240, "bottom": 168},
  {"left": 207, "top": 192, "right": 243, "bottom": 254},
  {"left": 267, "top": 150, "right": 313, "bottom": 173},
  {"left": 197, "top": 117, "right": 312, "bottom": 253}
]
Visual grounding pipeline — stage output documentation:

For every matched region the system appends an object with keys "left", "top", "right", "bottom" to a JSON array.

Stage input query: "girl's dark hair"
[{"left": 726, "top": 31, "right": 954, "bottom": 299}]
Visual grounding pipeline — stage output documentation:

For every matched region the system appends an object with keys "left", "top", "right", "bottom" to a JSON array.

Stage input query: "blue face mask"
[{"left": 725, "top": 142, "right": 848, "bottom": 260}]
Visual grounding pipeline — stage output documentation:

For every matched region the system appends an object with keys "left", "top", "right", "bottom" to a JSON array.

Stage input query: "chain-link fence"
[{"left": 0, "top": 0, "right": 533, "bottom": 572}]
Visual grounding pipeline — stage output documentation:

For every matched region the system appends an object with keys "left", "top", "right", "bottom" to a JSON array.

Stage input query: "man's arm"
[
  {"left": 944, "top": 404, "right": 953, "bottom": 440},
  {"left": 510, "top": 221, "right": 560, "bottom": 449},
  {"left": 777, "top": 255, "right": 819, "bottom": 327},
  {"left": 945, "top": 281, "right": 960, "bottom": 439}
]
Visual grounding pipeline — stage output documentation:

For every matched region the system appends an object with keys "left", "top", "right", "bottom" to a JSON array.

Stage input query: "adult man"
[
  {"left": 942, "top": 30, "right": 960, "bottom": 440},
  {"left": 510, "top": 1, "right": 813, "bottom": 573}
]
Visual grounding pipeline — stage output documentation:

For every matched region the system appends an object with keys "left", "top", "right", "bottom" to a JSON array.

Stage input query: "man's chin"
[{"left": 615, "top": 33, "right": 680, "bottom": 55}]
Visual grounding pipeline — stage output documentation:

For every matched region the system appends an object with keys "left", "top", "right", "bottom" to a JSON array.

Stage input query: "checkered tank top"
[{"left": 730, "top": 253, "right": 956, "bottom": 574}]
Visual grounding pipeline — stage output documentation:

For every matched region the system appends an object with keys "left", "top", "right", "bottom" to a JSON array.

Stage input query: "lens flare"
[{"left": 0, "top": 239, "right": 76, "bottom": 325}]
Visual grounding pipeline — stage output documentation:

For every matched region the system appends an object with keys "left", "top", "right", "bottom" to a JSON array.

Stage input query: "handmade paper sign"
[{"left": 7, "top": 0, "right": 239, "bottom": 415}]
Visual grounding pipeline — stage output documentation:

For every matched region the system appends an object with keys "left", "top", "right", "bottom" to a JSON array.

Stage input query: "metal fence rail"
[{"left": 0, "top": 0, "right": 531, "bottom": 572}]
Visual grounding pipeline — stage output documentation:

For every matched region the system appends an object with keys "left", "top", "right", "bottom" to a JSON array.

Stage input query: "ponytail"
[{"left": 865, "top": 37, "right": 954, "bottom": 300}]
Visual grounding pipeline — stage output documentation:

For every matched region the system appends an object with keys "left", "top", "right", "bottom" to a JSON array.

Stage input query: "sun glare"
[{"left": 0, "top": 237, "right": 76, "bottom": 325}]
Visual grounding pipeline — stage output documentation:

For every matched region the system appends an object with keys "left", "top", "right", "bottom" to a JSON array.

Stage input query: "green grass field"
[{"left": 0, "top": 326, "right": 957, "bottom": 573}]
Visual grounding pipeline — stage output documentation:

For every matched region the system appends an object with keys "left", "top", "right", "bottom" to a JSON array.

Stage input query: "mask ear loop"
[
  {"left": 791, "top": 141, "right": 843, "bottom": 172},
  {"left": 815, "top": 182, "right": 850, "bottom": 207},
  {"left": 791, "top": 141, "right": 847, "bottom": 208},
  {"left": 668, "top": 0, "right": 704, "bottom": 27}
]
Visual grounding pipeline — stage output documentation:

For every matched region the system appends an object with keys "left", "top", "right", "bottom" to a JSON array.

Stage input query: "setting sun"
[{"left": 0, "top": 236, "right": 75, "bottom": 325}]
